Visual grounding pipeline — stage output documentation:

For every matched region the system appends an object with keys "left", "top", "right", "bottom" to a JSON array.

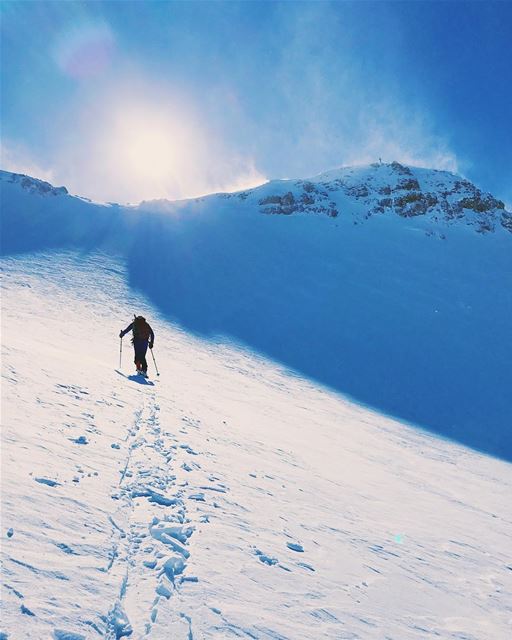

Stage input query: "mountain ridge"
[
  {"left": 2, "top": 162, "right": 510, "bottom": 236},
  {"left": 1, "top": 160, "right": 511, "bottom": 461}
]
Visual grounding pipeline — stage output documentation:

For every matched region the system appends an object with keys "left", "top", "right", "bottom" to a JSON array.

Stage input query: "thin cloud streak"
[{"left": 1, "top": 3, "right": 462, "bottom": 203}]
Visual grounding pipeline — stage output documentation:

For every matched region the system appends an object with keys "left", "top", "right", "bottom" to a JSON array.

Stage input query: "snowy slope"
[
  {"left": 2, "top": 160, "right": 510, "bottom": 246},
  {"left": 1, "top": 164, "right": 512, "bottom": 461},
  {"left": 225, "top": 160, "right": 511, "bottom": 235},
  {"left": 2, "top": 251, "right": 512, "bottom": 640}
]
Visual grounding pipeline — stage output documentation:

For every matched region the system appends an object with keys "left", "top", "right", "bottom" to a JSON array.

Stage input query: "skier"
[{"left": 119, "top": 315, "right": 155, "bottom": 377}]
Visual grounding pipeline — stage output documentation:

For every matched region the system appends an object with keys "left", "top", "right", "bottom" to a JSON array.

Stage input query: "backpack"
[{"left": 133, "top": 316, "right": 151, "bottom": 341}]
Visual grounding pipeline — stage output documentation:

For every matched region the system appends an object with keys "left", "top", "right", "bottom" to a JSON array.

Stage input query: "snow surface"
[
  {"left": 2, "top": 164, "right": 510, "bottom": 459},
  {"left": 2, "top": 251, "right": 512, "bottom": 639}
]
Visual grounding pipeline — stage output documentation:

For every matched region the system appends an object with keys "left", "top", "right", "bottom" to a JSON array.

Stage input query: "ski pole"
[
  {"left": 150, "top": 348, "right": 159, "bottom": 376},
  {"left": 119, "top": 337, "right": 123, "bottom": 369}
]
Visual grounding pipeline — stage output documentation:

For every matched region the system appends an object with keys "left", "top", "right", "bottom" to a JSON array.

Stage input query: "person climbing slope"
[{"left": 119, "top": 315, "right": 155, "bottom": 377}]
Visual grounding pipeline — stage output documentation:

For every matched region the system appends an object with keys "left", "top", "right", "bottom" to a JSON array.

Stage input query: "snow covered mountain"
[
  {"left": 2, "top": 160, "right": 511, "bottom": 236},
  {"left": 2, "top": 162, "right": 510, "bottom": 459},
  {"left": 1, "top": 162, "right": 512, "bottom": 639},
  {"left": 221, "top": 161, "right": 511, "bottom": 235}
]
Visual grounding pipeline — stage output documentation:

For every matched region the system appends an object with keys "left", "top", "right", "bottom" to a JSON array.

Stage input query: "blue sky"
[{"left": 1, "top": 1, "right": 511, "bottom": 205}]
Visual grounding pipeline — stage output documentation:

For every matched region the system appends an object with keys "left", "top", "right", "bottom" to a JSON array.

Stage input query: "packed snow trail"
[{"left": 1, "top": 251, "right": 512, "bottom": 639}]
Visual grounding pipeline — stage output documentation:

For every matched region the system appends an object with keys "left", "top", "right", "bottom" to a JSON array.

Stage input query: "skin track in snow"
[
  {"left": 1, "top": 164, "right": 511, "bottom": 461},
  {"left": 1, "top": 251, "right": 511, "bottom": 639}
]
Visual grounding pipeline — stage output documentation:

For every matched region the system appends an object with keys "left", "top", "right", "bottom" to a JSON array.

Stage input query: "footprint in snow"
[
  {"left": 179, "top": 444, "right": 198, "bottom": 455},
  {"left": 148, "top": 493, "right": 178, "bottom": 507},
  {"left": 254, "top": 548, "right": 278, "bottom": 566},
  {"left": 199, "top": 485, "right": 228, "bottom": 494},
  {"left": 180, "top": 575, "right": 198, "bottom": 583},
  {"left": 20, "top": 604, "right": 35, "bottom": 616},
  {"left": 56, "top": 542, "right": 79, "bottom": 555},
  {"left": 143, "top": 559, "right": 157, "bottom": 569},
  {"left": 105, "top": 601, "right": 132, "bottom": 640},
  {"left": 160, "top": 555, "right": 186, "bottom": 581},
  {"left": 35, "top": 477, "right": 60, "bottom": 487},
  {"left": 188, "top": 493, "right": 205, "bottom": 502},
  {"left": 181, "top": 416, "right": 201, "bottom": 429},
  {"left": 53, "top": 632, "right": 86, "bottom": 640}
]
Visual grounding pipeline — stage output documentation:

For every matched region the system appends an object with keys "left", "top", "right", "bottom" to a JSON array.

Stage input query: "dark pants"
[{"left": 133, "top": 339, "right": 149, "bottom": 372}]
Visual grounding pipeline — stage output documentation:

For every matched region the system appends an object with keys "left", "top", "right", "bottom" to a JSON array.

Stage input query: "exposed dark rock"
[
  {"left": 453, "top": 179, "right": 477, "bottom": 194},
  {"left": 394, "top": 192, "right": 438, "bottom": 217},
  {"left": 501, "top": 212, "right": 512, "bottom": 233},
  {"left": 390, "top": 161, "right": 413, "bottom": 176},
  {"left": 255, "top": 164, "right": 506, "bottom": 230},
  {"left": 476, "top": 220, "right": 494, "bottom": 234},
  {"left": 322, "top": 178, "right": 345, "bottom": 192},
  {"left": 328, "top": 203, "right": 338, "bottom": 217},
  {"left": 300, "top": 193, "right": 315, "bottom": 206},
  {"left": 259, "top": 192, "right": 297, "bottom": 215},
  {"left": 459, "top": 195, "right": 502, "bottom": 213},
  {"left": 302, "top": 181, "right": 316, "bottom": 193},
  {"left": 259, "top": 195, "right": 282, "bottom": 206},
  {"left": 345, "top": 185, "right": 369, "bottom": 198},
  {"left": 396, "top": 178, "right": 421, "bottom": 191},
  {"left": 6, "top": 172, "right": 68, "bottom": 197},
  {"left": 259, "top": 189, "right": 338, "bottom": 218}
]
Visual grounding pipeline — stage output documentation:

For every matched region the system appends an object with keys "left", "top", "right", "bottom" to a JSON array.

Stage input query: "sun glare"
[
  {"left": 81, "top": 90, "right": 266, "bottom": 203},
  {"left": 123, "top": 120, "right": 176, "bottom": 179},
  {"left": 102, "top": 103, "right": 198, "bottom": 199}
]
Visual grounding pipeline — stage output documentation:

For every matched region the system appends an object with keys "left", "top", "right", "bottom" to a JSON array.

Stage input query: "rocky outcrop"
[
  {"left": 459, "top": 195, "right": 504, "bottom": 213},
  {"left": 255, "top": 162, "right": 510, "bottom": 234},
  {"left": 1, "top": 171, "right": 68, "bottom": 197},
  {"left": 390, "top": 161, "right": 413, "bottom": 176},
  {"left": 394, "top": 192, "right": 438, "bottom": 217},
  {"left": 396, "top": 178, "right": 421, "bottom": 191},
  {"left": 501, "top": 212, "right": 512, "bottom": 232},
  {"left": 259, "top": 182, "right": 338, "bottom": 217}
]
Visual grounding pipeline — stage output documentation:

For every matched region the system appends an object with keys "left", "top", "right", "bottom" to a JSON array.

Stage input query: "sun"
[
  {"left": 95, "top": 97, "right": 205, "bottom": 202},
  {"left": 91, "top": 92, "right": 265, "bottom": 203},
  {"left": 125, "top": 124, "right": 175, "bottom": 179},
  {"left": 113, "top": 108, "right": 183, "bottom": 182}
]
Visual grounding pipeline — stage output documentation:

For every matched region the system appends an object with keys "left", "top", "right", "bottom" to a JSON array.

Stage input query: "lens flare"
[{"left": 54, "top": 21, "right": 115, "bottom": 79}]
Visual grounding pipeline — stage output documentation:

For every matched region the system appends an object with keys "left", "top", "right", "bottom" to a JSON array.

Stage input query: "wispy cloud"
[
  {"left": 342, "top": 104, "right": 459, "bottom": 173},
  {"left": 259, "top": 2, "right": 461, "bottom": 180},
  {"left": 1, "top": 140, "right": 56, "bottom": 184},
  {"left": 1, "top": 3, "right": 465, "bottom": 203}
]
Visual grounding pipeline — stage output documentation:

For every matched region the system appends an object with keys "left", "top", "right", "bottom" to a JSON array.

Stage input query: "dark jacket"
[{"left": 120, "top": 317, "right": 154, "bottom": 347}]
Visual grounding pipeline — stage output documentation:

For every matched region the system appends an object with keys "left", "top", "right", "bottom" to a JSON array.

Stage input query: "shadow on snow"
[
  {"left": 2, "top": 187, "right": 511, "bottom": 462},
  {"left": 125, "top": 208, "right": 512, "bottom": 462}
]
